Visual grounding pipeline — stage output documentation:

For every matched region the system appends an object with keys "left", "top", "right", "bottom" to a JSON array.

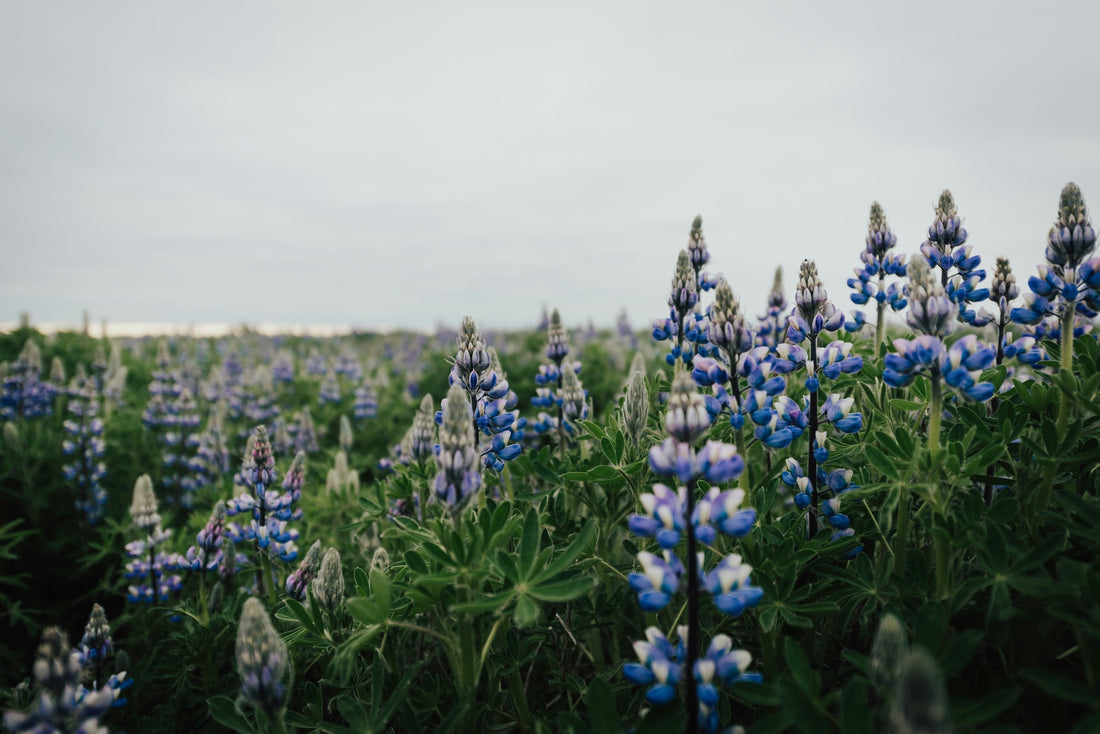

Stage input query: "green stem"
[
  {"left": 934, "top": 531, "right": 951, "bottom": 600},
  {"left": 928, "top": 368, "right": 943, "bottom": 458},
  {"left": 1056, "top": 307, "right": 1074, "bottom": 440},
  {"left": 199, "top": 572, "right": 209, "bottom": 626},
  {"left": 260, "top": 550, "right": 277, "bottom": 607},
  {"left": 893, "top": 486, "right": 910, "bottom": 579},
  {"left": 458, "top": 612, "right": 477, "bottom": 711}
]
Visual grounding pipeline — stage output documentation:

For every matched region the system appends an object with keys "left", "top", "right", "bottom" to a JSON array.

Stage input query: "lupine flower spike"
[
  {"left": 3, "top": 627, "right": 119, "bottom": 734},
  {"left": 623, "top": 370, "right": 761, "bottom": 733},
  {"left": 848, "top": 202, "right": 907, "bottom": 355},
  {"left": 921, "top": 190, "right": 990, "bottom": 325},
  {"left": 653, "top": 249, "right": 701, "bottom": 366},
  {"left": 235, "top": 597, "right": 291, "bottom": 727},
  {"left": 433, "top": 383, "right": 481, "bottom": 518}
]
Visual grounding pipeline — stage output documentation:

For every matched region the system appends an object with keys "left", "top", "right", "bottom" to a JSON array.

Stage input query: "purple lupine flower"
[
  {"left": 294, "top": 408, "right": 319, "bottom": 455},
  {"left": 628, "top": 551, "right": 683, "bottom": 611},
  {"left": 653, "top": 249, "right": 701, "bottom": 366},
  {"left": 285, "top": 540, "right": 323, "bottom": 600},
  {"left": 271, "top": 350, "right": 294, "bottom": 383},
  {"left": 235, "top": 597, "right": 290, "bottom": 721},
  {"left": 182, "top": 502, "right": 227, "bottom": 573},
  {"left": 432, "top": 383, "right": 482, "bottom": 515},
  {"left": 686, "top": 216, "right": 718, "bottom": 292}
]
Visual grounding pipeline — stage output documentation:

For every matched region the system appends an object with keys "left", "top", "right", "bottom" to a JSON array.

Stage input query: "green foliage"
[{"left": 1, "top": 324, "right": 1099, "bottom": 732}]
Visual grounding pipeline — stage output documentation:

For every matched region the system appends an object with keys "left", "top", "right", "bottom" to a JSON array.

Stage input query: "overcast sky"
[{"left": 2, "top": 1, "right": 1098, "bottom": 334}]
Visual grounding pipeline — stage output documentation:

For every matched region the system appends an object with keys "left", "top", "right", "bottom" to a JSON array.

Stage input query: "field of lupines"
[{"left": 2, "top": 184, "right": 1100, "bottom": 734}]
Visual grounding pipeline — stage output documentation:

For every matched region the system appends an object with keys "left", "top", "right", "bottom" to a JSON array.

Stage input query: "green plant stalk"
[
  {"left": 934, "top": 530, "right": 951, "bottom": 600},
  {"left": 198, "top": 572, "right": 209, "bottom": 626},
  {"left": 893, "top": 487, "right": 910, "bottom": 579},
  {"left": 260, "top": 549, "right": 277, "bottom": 607},
  {"left": 458, "top": 611, "right": 477, "bottom": 712},
  {"left": 928, "top": 368, "right": 952, "bottom": 599},
  {"left": 1035, "top": 308, "right": 1076, "bottom": 518}
]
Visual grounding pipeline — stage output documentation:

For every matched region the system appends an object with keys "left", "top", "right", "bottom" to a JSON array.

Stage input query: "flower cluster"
[
  {"left": 886, "top": 258, "right": 997, "bottom": 402},
  {"left": 787, "top": 259, "right": 846, "bottom": 344},
  {"left": 446, "top": 317, "right": 524, "bottom": 471},
  {"left": 62, "top": 377, "right": 108, "bottom": 524},
  {"left": 1011, "top": 183, "right": 1100, "bottom": 328},
  {"left": 780, "top": 457, "right": 862, "bottom": 553},
  {"left": 531, "top": 309, "right": 586, "bottom": 444},
  {"left": 181, "top": 501, "right": 227, "bottom": 574},
  {"left": 920, "top": 190, "right": 990, "bottom": 324},
  {"left": 432, "top": 382, "right": 482, "bottom": 515},
  {"left": 226, "top": 428, "right": 302, "bottom": 564},
  {"left": 235, "top": 597, "right": 291, "bottom": 722},
  {"left": 848, "top": 202, "right": 908, "bottom": 336},
  {"left": 653, "top": 249, "right": 709, "bottom": 366},
  {"left": 1, "top": 339, "right": 54, "bottom": 421},
  {"left": 622, "top": 371, "right": 761, "bottom": 732},
  {"left": 623, "top": 626, "right": 760, "bottom": 734},
  {"left": 123, "top": 475, "right": 183, "bottom": 604},
  {"left": 354, "top": 380, "right": 378, "bottom": 419},
  {"left": 2, "top": 626, "right": 124, "bottom": 734},
  {"left": 319, "top": 368, "right": 341, "bottom": 405}
]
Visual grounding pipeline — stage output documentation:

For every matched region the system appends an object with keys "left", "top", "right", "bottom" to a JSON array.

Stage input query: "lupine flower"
[
  {"left": 848, "top": 202, "right": 908, "bottom": 337},
  {"left": 653, "top": 249, "right": 702, "bottom": 365},
  {"left": 294, "top": 408, "right": 319, "bottom": 455},
  {"left": 3, "top": 627, "right": 115, "bottom": 734},
  {"left": 702, "top": 554, "right": 764, "bottom": 617},
  {"left": 621, "top": 370, "right": 649, "bottom": 447},
  {"left": 77, "top": 605, "right": 112, "bottom": 689},
  {"left": 182, "top": 502, "right": 227, "bottom": 573},
  {"left": 312, "top": 548, "right": 345, "bottom": 615},
  {"left": 271, "top": 350, "right": 294, "bottom": 383},
  {"left": 354, "top": 380, "right": 378, "bottom": 419},
  {"left": 884, "top": 334, "right": 995, "bottom": 401},
  {"left": 190, "top": 411, "right": 231, "bottom": 493},
  {"left": 1, "top": 339, "right": 53, "bottom": 420},
  {"left": 226, "top": 427, "right": 301, "bottom": 564},
  {"left": 905, "top": 257, "right": 957, "bottom": 338},
  {"left": 285, "top": 540, "right": 323, "bottom": 600},
  {"left": 788, "top": 259, "right": 845, "bottom": 344},
  {"left": 128, "top": 474, "right": 161, "bottom": 532},
  {"left": 318, "top": 368, "right": 341, "bottom": 405},
  {"left": 62, "top": 378, "right": 107, "bottom": 524},
  {"left": 235, "top": 597, "right": 291, "bottom": 721},
  {"left": 685, "top": 216, "right": 719, "bottom": 291},
  {"left": 623, "top": 626, "right": 758, "bottom": 734},
  {"left": 921, "top": 190, "right": 990, "bottom": 325},
  {"left": 432, "top": 383, "right": 481, "bottom": 515},
  {"left": 559, "top": 367, "right": 589, "bottom": 428},
  {"left": 756, "top": 266, "right": 788, "bottom": 349},
  {"left": 1012, "top": 183, "right": 1100, "bottom": 328},
  {"left": 370, "top": 546, "right": 391, "bottom": 574},
  {"left": 406, "top": 394, "right": 436, "bottom": 463},
  {"left": 161, "top": 386, "right": 201, "bottom": 507}
]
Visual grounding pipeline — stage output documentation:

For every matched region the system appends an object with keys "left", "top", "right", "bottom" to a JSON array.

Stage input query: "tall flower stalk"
[
  {"left": 785, "top": 260, "right": 844, "bottom": 536},
  {"left": 624, "top": 371, "right": 762, "bottom": 733}
]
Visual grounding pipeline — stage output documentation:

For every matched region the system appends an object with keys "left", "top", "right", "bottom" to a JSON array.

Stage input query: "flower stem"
[
  {"left": 893, "top": 487, "right": 910, "bottom": 579},
  {"left": 928, "top": 368, "right": 943, "bottom": 458},
  {"left": 934, "top": 530, "right": 951, "bottom": 600},
  {"left": 875, "top": 282, "right": 886, "bottom": 361},
  {"left": 684, "top": 475, "right": 699, "bottom": 734},
  {"left": 1056, "top": 307, "right": 1074, "bottom": 440},
  {"left": 806, "top": 337, "right": 819, "bottom": 538}
]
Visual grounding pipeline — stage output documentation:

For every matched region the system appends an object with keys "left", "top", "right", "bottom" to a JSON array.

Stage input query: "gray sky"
[{"left": 2, "top": 1, "right": 1098, "bottom": 333}]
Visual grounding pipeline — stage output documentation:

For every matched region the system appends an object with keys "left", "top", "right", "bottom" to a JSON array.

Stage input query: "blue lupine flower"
[
  {"left": 623, "top": 626, "right": 759, "bottom": 734},
  {"left": 629, "top": 484, "right": 686, "bottom": 549},
  {"left": 318, "top": 368, "right": 341, "bottom": 405},
  {"left": 653, "top": 250, "right": 701, "bottom": 365},
  {"left": 695, "top": 488, "right": 756, "bottom": 542},
  {"left": 703, "top": 554, "right": 764, "bottom": 617},
  {"left": 294, "top": 408, "right": 319, "bottom": 455},
  {"left": 686, "top": 216, "right": 718, "bottom": 291},
  {"left": 848, "top": 202, "right": 908, "bottom": 335},
  {"left": 354, "top": 380, "right": 378, "bottom": 419},
  {"left": 0, "top": 339, "right": 53, "bottom": 421},
  {"left": 623, "top": 627, "right": 683, "bottom": 706},
  {"left": 885, "top": 334, "right": 996, "bottom": 402},
  {"left": 226, "top": 427, "right": 301, "bottom": 564},
  {"left": 271, "top": 350, "right": 294, "bottom": 383},
  {"left": 628, "top": 551, "right": 683, "bottom": 611},
  {"left": 3, "top": 627, "right": 117, "bottom": 734},
  {"left": 920, "top": 191, "right": 989, "bottom": 325},
  {"left": 62, "top": 378, "right": 107, "bottom": 524}
]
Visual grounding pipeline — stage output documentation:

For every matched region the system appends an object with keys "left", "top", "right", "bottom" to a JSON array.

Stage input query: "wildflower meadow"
[{"left": 3, "top": 184, "right": 1100, "bottom": 733}]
